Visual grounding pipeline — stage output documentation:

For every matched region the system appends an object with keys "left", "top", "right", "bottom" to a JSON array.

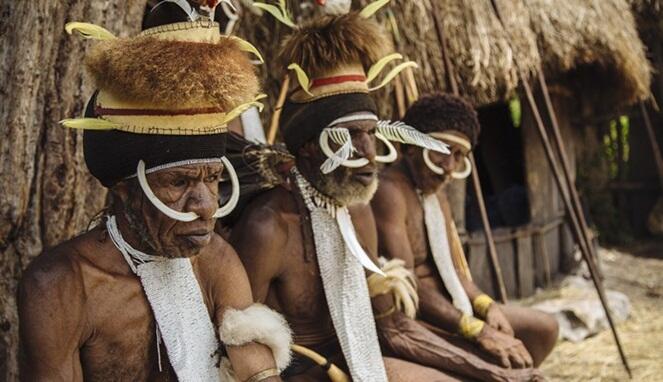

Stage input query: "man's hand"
[
  {"left": 476, "top": 325, "right": 533, "bottom": 369},
  {"left": 485, "top": 304, "right": 515, "bottom": 336}
]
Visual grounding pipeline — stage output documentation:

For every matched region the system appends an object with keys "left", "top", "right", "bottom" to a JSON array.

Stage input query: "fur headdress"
[
  {"left": 62, "top": 21, "right": 263, "bottom": 136},
  {"left": 255, "top": 0, "right": 417, "bottom": 154},
  {"left": 61, "top": 20, "right": 265, "bottom": 186},
  {"left": 278, "top": 12, "right": 391, "bottom": 80}
]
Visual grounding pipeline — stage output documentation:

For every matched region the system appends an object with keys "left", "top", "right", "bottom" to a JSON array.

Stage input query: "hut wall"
[{"left": 462, "top": 91, "right": 580, "bottom": 298}]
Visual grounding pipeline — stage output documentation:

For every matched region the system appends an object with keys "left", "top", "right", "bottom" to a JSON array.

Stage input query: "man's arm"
[
  {"left": 371, "top": 181, "right": 464, "bottom": 332},
  {"left": 229, "top": 204, "right": 287, "bottom": 302},
  {"left": 441, "top": 193, "right": 520, "bottom": 338},
  {"left": 211, "top": 235, "right": 285, "bottom": 381},
  {"left": 364, "top": 195, "right": 538, "bottom": 381},
  {"left": 439, "top": 192, "right": 533, "bottom": 368},
  {"left": 18, "top": 254, "right": 87, "bottom": 381}
]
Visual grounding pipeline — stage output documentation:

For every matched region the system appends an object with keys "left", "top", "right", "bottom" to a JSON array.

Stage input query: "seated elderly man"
[
  {"left": 371, "top": 93, "right": 558, "bottom": 379},
  {"left": 18, "top": 19, "right": 290, "bottom": 381}
]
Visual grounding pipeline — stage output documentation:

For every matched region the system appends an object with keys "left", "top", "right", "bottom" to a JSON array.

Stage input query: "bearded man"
[
  {"left": 371, "top": 93, "right": 559, "bottom": 379},
  {"left": 18, "top": 18, "right": 290, "bottom": 382}
]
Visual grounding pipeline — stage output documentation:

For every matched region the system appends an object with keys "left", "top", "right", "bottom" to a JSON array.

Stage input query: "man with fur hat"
[
  {"left": 371, "top": 93, "right": 558, "bottom": 380},
  {"left": 18, "top": 18, "right": 290, "bottom": 381}
]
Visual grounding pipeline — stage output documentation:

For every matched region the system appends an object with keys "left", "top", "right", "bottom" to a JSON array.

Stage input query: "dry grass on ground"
[{"left": 536, "top": 247, "right": 663, "bottom": 381}]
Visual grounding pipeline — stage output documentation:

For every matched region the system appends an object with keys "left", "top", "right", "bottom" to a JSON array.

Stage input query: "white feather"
[{"left": 336, "top": 208, "right": 385, "bottom": 276}]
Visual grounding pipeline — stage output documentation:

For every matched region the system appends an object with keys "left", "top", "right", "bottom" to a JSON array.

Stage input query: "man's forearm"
[
  {"left": 376, "top": 312, "right": 533, "bottom": 382},
  {"left": 418, "top": 277, "right": 464, "bottom": 332}
]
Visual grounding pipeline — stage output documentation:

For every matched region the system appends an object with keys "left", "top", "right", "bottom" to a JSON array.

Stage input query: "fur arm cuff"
[
  {"left": 368, "top": 257, "right": 419, "bottom": 319},
  {"left": 219, "top": 303, "right": 292, "bottom": 370}
]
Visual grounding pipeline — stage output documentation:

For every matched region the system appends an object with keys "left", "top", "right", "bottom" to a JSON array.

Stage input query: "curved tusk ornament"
[
  {"left": 137, "top": 157, "right": 241, "bottom": 222},
  {"left": 451, "top": 157, "right": 472, "bottom": 179},
  {"left": 423, "top": 150, "right": 473, "bottom": 179},
  {"left": 422, "top": 149, "right": 446, "bottom": 175},
  {"left": 212, "top": 157, "right": 240, "bottom": 218},
  {"left": 374, "top": 132, "right": 398, "bottom": 163},
  {"left": 137, "top": 160, "right": 200, "bottom": 222}
]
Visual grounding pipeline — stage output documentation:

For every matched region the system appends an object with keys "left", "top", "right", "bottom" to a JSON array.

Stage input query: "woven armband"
[
  {"left": 458, "top": 314, "right": 485, "bottom": 340},
  {"left": 472, "top": 294, "right": 494, "bottom": 318},
  {"left": 367, "top": 258, "right": 419, "bottom": 319}
]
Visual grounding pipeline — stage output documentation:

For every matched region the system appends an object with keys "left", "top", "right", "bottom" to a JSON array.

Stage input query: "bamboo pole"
[
  {"left": 537, "top": 71, "right": 602, "bottom": 274},
  {"left": 431, "top": 4, "right": 508, "bottom": 303},
  {"left": 489, "top": 1, "right": 631, "bottom": 375},
  {"left": 267, "top": 75, "right": 290, "bottom": 144}
]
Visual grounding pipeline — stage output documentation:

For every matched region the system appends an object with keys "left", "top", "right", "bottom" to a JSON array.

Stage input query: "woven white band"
[{"left": 327, "top": 112, "right": 378, "bottom": 127}]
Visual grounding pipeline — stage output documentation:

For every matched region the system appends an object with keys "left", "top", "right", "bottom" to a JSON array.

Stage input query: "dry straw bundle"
[
  {"left": 387, "top": 0, "right": 540, "bottom": 106},
  {"left": 525, "top": 0, "right": 651, "bottom": 111}
]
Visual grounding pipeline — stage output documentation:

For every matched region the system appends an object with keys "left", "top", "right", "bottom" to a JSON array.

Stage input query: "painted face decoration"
[{"left": 319, "top": 113, "right": 451, "bottom": 174}]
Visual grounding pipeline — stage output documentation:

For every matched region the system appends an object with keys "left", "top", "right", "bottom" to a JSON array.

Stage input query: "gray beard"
[{"left": 307, "top": 169, "right": 379, "bottom": 206}]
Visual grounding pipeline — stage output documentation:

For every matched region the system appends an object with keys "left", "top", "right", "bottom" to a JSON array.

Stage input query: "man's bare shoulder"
[
  {"left": 232, "top": 187, "right": 295, "bottom": 240},
  {"left": 18, "top": 230, "right": 101, "bottom": 331},
  {"left": 20, "top": 230, "right": 102, "bottom": 293},
  {"left": 373, "top": 166, "right": 412, "bottom": 212},
  {"left": 198, "top": 233, "right": 242, "bottom": 272}
]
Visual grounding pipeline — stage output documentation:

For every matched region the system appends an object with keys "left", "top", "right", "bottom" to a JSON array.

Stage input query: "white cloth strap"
[
  {"left": 292, "top": 168, "right": 387, "bottom": 381},
  {"left": 310, "top": 208, "right": 388, "bottom": 382},
  {"left": 421, "top": 193, "right": 473, "bottom": 315},
  {"left": 106, "top": 216, "right": 221, "bottom": 381}
]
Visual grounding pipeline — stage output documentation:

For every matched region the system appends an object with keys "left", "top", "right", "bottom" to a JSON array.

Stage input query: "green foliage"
[{"left": 509, "top": 97, "right": 522, "bottom": 128}]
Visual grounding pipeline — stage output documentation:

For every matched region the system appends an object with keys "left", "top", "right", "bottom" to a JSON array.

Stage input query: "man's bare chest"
[
  {"left": 404, "top": 197, "right": 431, "bottom": 267},
  {"left": 79, "top": 273, "right": 205, "bottom": 381}
]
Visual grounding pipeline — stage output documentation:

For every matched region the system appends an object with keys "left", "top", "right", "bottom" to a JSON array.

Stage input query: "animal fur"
[
  {"left": 85, "top": 36, "right": 258, "bottom": 110},
  {"left": 279, "top": 12, "right": 392, "bottom": 77},
  {"left": 218, "top": 303, "right": 292, "bottom": 370}
]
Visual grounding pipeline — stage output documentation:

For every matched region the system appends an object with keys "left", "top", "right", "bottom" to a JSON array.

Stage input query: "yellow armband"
[
  {"left": 472, "top": 294, "right": 494, "bottom": 318},
  {"left": 458, "top": 314, "right": 485, "bottom": 340}
]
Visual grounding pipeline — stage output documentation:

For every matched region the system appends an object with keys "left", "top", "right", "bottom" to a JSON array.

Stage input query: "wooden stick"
[
  {"left": 640, "top": 101, "right": 663, "bottom": 191},
  {"left": 469, "top": 153, "right": 508, "bottom": 301},
  {"left": 394, "top": 74, "right": 407, "bottom": 119},
  {"left": 537, "top": 71, "right": 602, "bottom": 274},
  {"left": 404, "top": 66, "right": 420, "bottom": 103},
  {"left": 432, "top": 3, "right": 508, "bottom": 303},
  {"left": 267, "top": 75, "right": 290, "bottom": 145}
]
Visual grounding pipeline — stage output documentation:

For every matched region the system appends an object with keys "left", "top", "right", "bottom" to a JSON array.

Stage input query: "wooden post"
[
  {"left": 640, "top": 101, "right": 663, "bottom": 191},
  {"left": 267, "top": 75, "right": 290, "bottom": 144}
]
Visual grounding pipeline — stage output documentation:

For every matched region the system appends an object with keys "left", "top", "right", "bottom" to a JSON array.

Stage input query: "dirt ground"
[{"left": 534, "top": 243, "right": 663, "bottom": 381}]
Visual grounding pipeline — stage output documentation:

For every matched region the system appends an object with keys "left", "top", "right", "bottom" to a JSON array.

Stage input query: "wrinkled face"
[
  {"left": 298, "top": 118, "right": 379, "bottom": 206},
  {"left": 116, "top": 162, "right": 223, "bottom": 258},
  {"left": 407, "top": 132, "right": 470, "bottom": 193}
]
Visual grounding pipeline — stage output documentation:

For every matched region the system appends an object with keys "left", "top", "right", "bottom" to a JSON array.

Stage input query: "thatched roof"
[
  {"left": 387, "top": 0, "right": 540, "bottom": 107},
  {"left": 235, "top": 0, "right": 650, "bottom": 120},
  {"left": 237, "top": 0, "right": 540, "bottom": 114},
  {"left": 525, "top": 0, "right": 652, "bottom": 110}
]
